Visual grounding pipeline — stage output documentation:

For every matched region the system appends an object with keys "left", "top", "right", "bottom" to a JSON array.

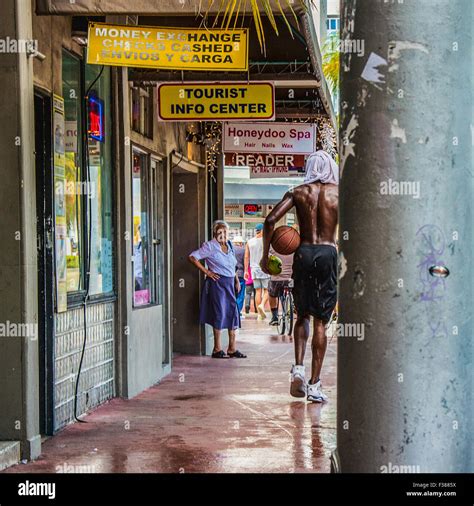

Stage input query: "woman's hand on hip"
[
  {"left": 235, "top": 279, "right": 241, "bottom": 293},
  {"left": 206, "top": 270, "right": 220, "bottom": 281}
]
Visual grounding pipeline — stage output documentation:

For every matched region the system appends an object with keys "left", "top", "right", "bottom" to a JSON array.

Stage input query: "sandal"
[
  {"left": 227, "top": 350, "right": 247, "bottom": 359},
  {"left": 212, "top": 350, "right": 228, "bottom": 359}
]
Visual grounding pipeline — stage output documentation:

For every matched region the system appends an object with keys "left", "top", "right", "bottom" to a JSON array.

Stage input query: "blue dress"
[{"left": 190, "top": 239, "right": 241, "bottom": 330}]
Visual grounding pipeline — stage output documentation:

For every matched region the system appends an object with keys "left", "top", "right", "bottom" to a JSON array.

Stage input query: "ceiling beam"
[
  {"left": 36, "top": 0, "right": 307, "bottom": 16},
  {"left": 129, "top": 71, "right": 320, "bottom": 84}
]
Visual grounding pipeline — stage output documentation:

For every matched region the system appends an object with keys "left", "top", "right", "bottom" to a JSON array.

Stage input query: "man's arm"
[
  {"left": 260, "top": 191, "right": 294, "bottom": 273},
  {"left": 243, "top": 243, "right": 250, "bottom": 281},
  {"left": 235, "top": 272, "right": 241, "bottom": 293}
]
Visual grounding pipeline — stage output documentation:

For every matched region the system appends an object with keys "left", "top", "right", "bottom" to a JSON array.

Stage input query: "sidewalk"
[{"left": 3, "top": 316, "right": 336, "bottom": 473}]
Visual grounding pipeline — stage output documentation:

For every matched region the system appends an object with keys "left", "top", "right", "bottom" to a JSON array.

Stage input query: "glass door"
[{"left": 132, "top": 148, "right": 154, "bottom": 307}]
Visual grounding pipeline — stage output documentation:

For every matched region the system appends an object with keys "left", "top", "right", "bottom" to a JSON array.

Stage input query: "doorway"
[
  {"left": 170, "top": 153, "right": 210, "bottom": 355},
  {"left": 126, "top": 147, "right": 168, "bottom": 397}
]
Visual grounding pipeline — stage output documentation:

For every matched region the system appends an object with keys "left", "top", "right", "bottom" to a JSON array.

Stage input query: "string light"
[
  {"left": 185, "top": 116, "right": 336, "bottom": 169},
  {"left": 203, "top": 121, "right": 222, "bottom": 179}
]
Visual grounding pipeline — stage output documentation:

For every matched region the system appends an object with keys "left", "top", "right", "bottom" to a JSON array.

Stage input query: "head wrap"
[{"left": 303, "top": 150, "right": 339, "bottom": 186}]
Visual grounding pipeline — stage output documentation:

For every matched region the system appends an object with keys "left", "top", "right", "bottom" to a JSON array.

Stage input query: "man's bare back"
[
  {"left": 292, "top": 182, "right": 339, "bottom": 246},
  {"left": 260, "top": 179, "right": 339, "bottom": 322},
  {"left": 260, "top": 182, "right": 339, "bottom": 256}
]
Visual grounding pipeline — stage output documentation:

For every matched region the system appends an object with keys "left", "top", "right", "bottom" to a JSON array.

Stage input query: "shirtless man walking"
[{"left": 260, "top": 151, "right": 339, "bottom": 402}]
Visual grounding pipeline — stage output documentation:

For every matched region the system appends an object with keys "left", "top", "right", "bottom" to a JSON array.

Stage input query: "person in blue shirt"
[
  {"left": 232, "top": 235, "right": 247, "bottom": 318},
  {"left": 189, "top": 220, "right": 247, "bottom": 359}
]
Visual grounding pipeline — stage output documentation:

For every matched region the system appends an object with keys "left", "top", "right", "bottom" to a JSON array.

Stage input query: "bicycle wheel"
[
  {"left": 286, "top": 292, "right": 294, "bottom": 335},
  {"left": 278, "top": 295, "right": 286, "bottom": 335}
]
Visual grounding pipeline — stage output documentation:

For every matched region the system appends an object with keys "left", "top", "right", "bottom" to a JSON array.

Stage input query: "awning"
[
  {"left": 124, "top": 14, "right": 335, "bottom": 124},
  {"left": 36, "top": 1, "right": 336, "bottom": 131},
  {"left": 36, "top": 0, "right": 306, "bottom": 16}
]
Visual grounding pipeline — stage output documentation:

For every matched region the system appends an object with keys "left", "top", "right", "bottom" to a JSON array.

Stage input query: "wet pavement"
[{"left": 3, "top": 316, "right": 336, "bottom": 473}]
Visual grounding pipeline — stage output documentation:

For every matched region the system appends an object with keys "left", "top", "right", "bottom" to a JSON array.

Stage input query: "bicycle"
[{"left": 277, "top": 280, "right": 294, "bottom": 336}]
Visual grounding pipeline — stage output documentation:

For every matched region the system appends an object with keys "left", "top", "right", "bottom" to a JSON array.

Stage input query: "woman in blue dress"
[{"left": 188, "top": 220, "right": 247, "bottom": 359}]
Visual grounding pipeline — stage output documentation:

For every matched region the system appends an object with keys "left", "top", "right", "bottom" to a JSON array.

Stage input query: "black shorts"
[
  {"left": 292, "top": 244, "right": 337, "bottom": 323},
  {"left": 268, "top": 280, "right": 292, "bottom": 298}
]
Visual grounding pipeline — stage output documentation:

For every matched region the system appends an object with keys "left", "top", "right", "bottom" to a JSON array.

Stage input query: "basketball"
[{"left": 271, "top": 226, "right": 300, "bottom": 255}]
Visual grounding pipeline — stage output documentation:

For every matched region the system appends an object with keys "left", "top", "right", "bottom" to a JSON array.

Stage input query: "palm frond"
[
  {"left": 197, "top": 0, "right": 311, "bottom": 53},
  {"left": 233, "top": 0, "right": 243, "bottom": 30},
  {"left": 212, "top": 0, "right": 227, "bottom": 28},
  {"left": 283, "top": 0, "right": 300, "bottom": 29},
  {"left": 250, "top": 0, "right": 265, "bottom": 53},
  {"left": 322, "top": 33, "right": 340, "bottom": 96},
  {"left": 276, "top": 0, "right": 294, "bottom": 40},
  {"left": 222, "top": 0, "right": 236, "bottom": 30}
]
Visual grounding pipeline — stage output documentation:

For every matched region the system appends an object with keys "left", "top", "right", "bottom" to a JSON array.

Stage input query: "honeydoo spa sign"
[
  {"left": 223, "top": 122, "right": 317, "bottom": 155},
  {"left": 87, "top": 22, "right": 249, "bottom": 71}
]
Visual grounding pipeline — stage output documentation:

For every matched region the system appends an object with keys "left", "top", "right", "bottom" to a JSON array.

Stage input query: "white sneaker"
[
  {"left": 307, "top": 380, "right": 328, "bottom": 403},
  {"left": 290, "top": 365, "right": 307, "bottom": 398}
]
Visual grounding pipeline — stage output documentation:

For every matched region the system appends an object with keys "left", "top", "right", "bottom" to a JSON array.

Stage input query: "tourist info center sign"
[
  {"left": 87, "top": 22, "right": 248, "bottom": 71},
  {"left": 223, "top": 122, "right": 316, "bottom": 155},
  {"left": 157, "top": 82, "right": 275, "bottom": 121},
  {"left": 225, "top": 152, "right": 306, "bottom": 178}
]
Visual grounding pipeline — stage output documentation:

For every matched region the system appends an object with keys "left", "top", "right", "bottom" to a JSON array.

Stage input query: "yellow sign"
[
  {"left": 87, "top": 22, "right": 248, "bottom": 71},
  {"left": 157, "top": 82, "right": 275, "bottom": 121}
]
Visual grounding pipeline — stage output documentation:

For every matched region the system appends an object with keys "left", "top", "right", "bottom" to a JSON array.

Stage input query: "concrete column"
[
  {"left": 335, "top": 0, "right": 473, "bottom": 472},
  {"left": 116, "top": 64, "right": 133, "bottom": 399},
  {"left": 0, "top": 0, "right": 40, "bottom": 459}
]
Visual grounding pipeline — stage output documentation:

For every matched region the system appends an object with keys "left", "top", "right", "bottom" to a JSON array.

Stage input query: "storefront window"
[
  {"left": 86, "top": 65, "right": 114, "bottom": 296},
  {"left": 62, "top": 51, "right": 83, "bottom": 293},
  {"left": 130, "top": 85, "right": 153, "bottom": 138},
  {"left": 60, "top": 51, "right": 114, "bottom": 301},
  {"left": 132, "top": 150, "right": 154, "bottom": 306},
  {"left": 228, "top": 222, "right": 242, "bottom": 240}
]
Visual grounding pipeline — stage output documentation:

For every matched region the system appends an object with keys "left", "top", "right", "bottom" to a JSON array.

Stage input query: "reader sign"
[
  {"left": 225, "top": 152, "right": 306, "bottom": 178},
  {"left": 157, "top": 82, "right": 274, "bottom": 121},
  {"left": 87, "top": 22, "right": 249, "bottom": 71},
  {"left": 223, "top": 122, "right": 316, "bottom": 154}
]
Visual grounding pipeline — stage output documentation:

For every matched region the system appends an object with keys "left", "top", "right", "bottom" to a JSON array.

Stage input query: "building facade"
[
  {"left": 0, "top": 1, "right": 216, "bottom": 463},
  {"left": 0, "top": 0, "right": 335, "bottom": 468}
]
